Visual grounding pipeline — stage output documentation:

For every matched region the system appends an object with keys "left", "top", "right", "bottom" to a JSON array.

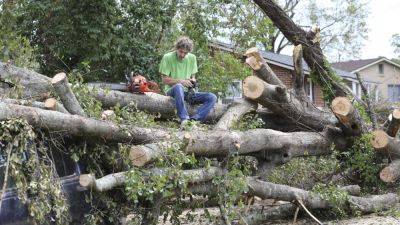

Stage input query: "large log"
[
  {"left": 243, "top": 75, "right": 337, "bottom": 131},
  {"left": 0, "top": 62, "right": 52, "bottom": 99},
  {"left": 51, "top": 73, "right": 86, "bottom": 116},
  {"left": 331, "top": 97, "right": 364, "bottom": 135},
  {"left": 0, "top": 62, "right": 227, "bottom": 122},
  {"left": 1, "top": 98, "right": 69, "bottom": 114},
  {"left": 214, "top": 98, "right": 257, "bottom": 130},
  {"left": 380, "top": 159, "right": 400, "bottom": 183},
  {"left": 244, "top": 47, "right": 284, "bottom": 86},
  {"left": 129, "top": 127, "right": 344, "bottom": 167},
  {"left": 0, "top": 102, "right": 170, "bottom": 144},
  {"left": 247, "top": 178, "right": 399, "bottom": 213},
  {"left": 79, "top": 167, "right": 224, "bottom": 192},
  {"left": 91, "top": 88, "right": 227, "bottom": 122},
  {"left": 371, "top": 130, "right": 400, "bottom": 158}
]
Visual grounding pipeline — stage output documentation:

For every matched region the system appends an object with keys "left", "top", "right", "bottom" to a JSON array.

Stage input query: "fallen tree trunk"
[
  {"left": 0, "top": 102, "right": 170, "bottom": 144},
  {"left": 243, "top": 75, "right": 337, "bottom": 131},
  {"left": 129, "top": 127, "right": 344, "bottom": 167},
  {"left": 244, "top": 47, "right": 284, "bottom": 86},
  {"left": 51, "top": 72, "right": 86, "bottom": 116},
  {"left": 79, "top": 167, "right": 224, "bottom": 192},
  {"left": 214, "top": 99, "right": 257, "bottom": 130},
  {"left": 0, "top": 62, "right": 228, "bottom": 122},
  {"left": 252, "top": 0, "right": 350, "bottom": 98},
  {"left": 371, "top": 130, "right": 400, "bottom": 158},
  {"left": 247, "top": 178, "right": 399, "bottom": 213},
  {"left": 0, "top": 62, "right": 52, "bottom": 99},
  {"left": 379, "top": 159, "right": 400, "bottom": 183},
  {"left": 331, "top": 97, "right": 364, "bottom": 136},
  {"left": 91, "top": 88, "right": 227, "bottom": 122}
]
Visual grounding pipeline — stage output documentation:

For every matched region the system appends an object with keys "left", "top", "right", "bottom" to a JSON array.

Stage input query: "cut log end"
[
  {"left": 243, "top": 76, "right": 264, "bottom": 99},
  {"left": 51, "top": 72, "right": 67, "bottom": 84},
  {"left": 380, "top": 166, "right": 396, "bottom": 183},
  {"left": 79, "top": 174, "right": 96, "bottom": 188},
  {"left": 371, "top": 130, "right": 389, "bottom": 151},
  {"left": 331, "top": 97, "right": 352, "bottom": 117},
  {"left": 44, "top": 98, "right": 57, "bottom": 110},
  {"left": 392, "top": 109, "right": 400, "bottom": 120},
  {"left": 245, "top": 56, "right": 262, "bottom": 70},
  {"left": 129, "top": 146, "right": 151, "bottom": 167}
]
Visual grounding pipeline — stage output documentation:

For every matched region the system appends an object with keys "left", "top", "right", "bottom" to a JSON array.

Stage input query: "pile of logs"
[{"left": 1, "top": 1, "right": 399, "bottom": 224}]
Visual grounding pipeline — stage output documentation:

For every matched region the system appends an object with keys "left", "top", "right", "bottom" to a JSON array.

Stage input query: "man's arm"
[{"left": 162, "top": 75, "right": 193, "bottom": 87}]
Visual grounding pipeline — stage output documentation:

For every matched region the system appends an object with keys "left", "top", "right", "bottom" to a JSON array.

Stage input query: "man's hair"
[{"left": 174, "top": 36, "right": 193, "bottom": 52}]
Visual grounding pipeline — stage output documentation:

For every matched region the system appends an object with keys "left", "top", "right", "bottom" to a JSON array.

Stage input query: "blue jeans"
[{"left": 167, "top": 84, "right": 217, "bottom": 122}]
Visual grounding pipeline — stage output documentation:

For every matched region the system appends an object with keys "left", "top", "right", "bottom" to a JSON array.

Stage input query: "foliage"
[
  {"left": 12, "top": 0, "right": 178, "bottom": 81},
  {"left": 197, "top": 52, "right": 252, "bottom": 96},
  {"left": 0, "top": 1, "right": 38, "bottom": 69},
  {"left": 392, "top": 33, "right": 400, "bottom": 59},
  {"left": 309, "top": 58, "right": 344, "bottom": 103},
  {"left": 0, "top": 118, "right": 70, "bottom": 224},
  {"left": 339, "top": 133, "right": 384, "bottom": 190},
  {"left": 303, "top": 0, "right": 369, "bottom": 61},
  {"left": 267, "top": 152, "right": 341, "bottom": 190},
  {"left": 68, "top": 71, "right": 103, "bottom": 118},
  {"left": 233, "top": 113, "right": 265, "bottom": 131},
  {"left": 312, "top": 183, "right": 350, "bottom": 217}
]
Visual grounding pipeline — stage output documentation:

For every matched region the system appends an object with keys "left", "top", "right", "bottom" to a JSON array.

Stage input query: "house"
[
  {"left": 209, "top": 41, "right": 376, "bottom": 107},
  {"left": 332, "top": 57, "right": 400, "bottom": 103}
]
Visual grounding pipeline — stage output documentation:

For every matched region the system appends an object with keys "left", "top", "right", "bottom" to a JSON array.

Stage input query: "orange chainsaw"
[{"left": 127, "top": 73, "right": 160, "bottom": 94}]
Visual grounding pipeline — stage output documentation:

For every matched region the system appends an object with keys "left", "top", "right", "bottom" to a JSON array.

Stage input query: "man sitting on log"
[{"left": 159, "top": 36, "right": 217, "bottom": 128}]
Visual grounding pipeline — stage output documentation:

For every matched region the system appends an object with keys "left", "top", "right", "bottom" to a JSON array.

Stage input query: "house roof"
[
  {"left": 332, "top": 58, "right": 382, "bottom": 72},
  {"left": 209, "top": 40, "right": 373, "bottom": 82},
  {"left": 332, "top": 57, "right": 400, "bottom": 73}
]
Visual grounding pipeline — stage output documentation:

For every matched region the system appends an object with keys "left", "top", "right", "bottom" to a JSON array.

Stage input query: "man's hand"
[{"left": 179, "top": 79, "right": 193, "bottom": 88}]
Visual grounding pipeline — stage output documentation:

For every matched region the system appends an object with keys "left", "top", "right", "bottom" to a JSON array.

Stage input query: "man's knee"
[
  {"left": 207, "top": 93, "right": 217, "bottom": 103},
  {"left": 172, "top": 83, "right": 184, "bottom": 91}
]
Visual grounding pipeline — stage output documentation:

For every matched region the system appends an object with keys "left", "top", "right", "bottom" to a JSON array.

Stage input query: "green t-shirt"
[{"left": 159, "top": 51, "right": 198, "bottom": 93}]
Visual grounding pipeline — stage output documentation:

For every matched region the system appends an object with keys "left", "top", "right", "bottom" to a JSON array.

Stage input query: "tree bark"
[
  {"left": 247, "top": 178, "right": 399, "bottom": 213},
  {"left": 214, "top": 99, "right": 257, "bottom": 130},
  {"left": 0, "top": 62, "right": 227, "bottom": 122},
  {"left": 91, "top": 88, "right": 227, "bottom": 122},
  {"left": 371, "top": 130, "right": 400, "bottom": 158},
  {"left": 0, "top": 102, "right": 170, "bottom": 144},
  {"left": 0, "top": 62, "right": 52, "bottom": 99},
  {"left": 79, "top": 167, "right": 224, "bottom": 192},
  {"left": 331, "top": 97, "right": 364, "bottom": 136},
  {"left": 51, "top": 73, "right": 86, "bottom": 116},
  {"left": 379, "top": 159, "right": 400, "bottom": 183},
  {"left": 292, "top": 44, "right": 308, "bottom": 102},
  {"left": 244, "top": 47, "right": 284, "bottom": 86},
  {"left": 129, "top": 127, "right": 344, "bottom": 166},
  {"left": 252, "top": 0, "right": 349, "bottom": 98},
  {"left": 44, "top": 98, "right": 70, "bottom": 114},
  {"left": 243, "top": 75, "right": 337, "bottom": 131},
  {"left": 385, "top": 109, "right": 400, "bottom": 137}
]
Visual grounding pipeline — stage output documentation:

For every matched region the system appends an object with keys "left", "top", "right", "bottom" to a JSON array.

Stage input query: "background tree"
[{"left": 392, "top": 34, "right": 400, "bottom": 64}]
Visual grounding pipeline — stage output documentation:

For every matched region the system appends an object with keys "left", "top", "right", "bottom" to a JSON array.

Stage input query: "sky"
[{"left": 361, "top": 0, "right": 400, "bottom": 59}]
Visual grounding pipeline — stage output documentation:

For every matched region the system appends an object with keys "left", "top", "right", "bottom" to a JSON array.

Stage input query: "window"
[
  {"left": 379, "top": 64, "right": 384, "bottom": 74},
  {"left": 304, "top": 78, "right": 314, "bottom": 102},
  {"left": 388, "top": 85, "right": 400, "bottom": 102},
  {"left": 225, "top": 80, "right": 242, "bottom": 99}
]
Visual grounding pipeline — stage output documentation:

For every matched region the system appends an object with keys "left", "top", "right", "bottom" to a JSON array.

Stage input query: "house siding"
[{"left": 357, "top": 62, "right": 400, "bottom": 101}]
